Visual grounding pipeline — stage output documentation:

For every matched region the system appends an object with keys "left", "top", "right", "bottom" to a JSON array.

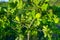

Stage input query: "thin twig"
[{"left": 27, "top": 18, "right": 35, "bottom": 40}]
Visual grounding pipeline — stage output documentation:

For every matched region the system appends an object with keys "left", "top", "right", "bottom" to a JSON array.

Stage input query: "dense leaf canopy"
[{"left": 0, "top": 0, "right": 60, "bottom": 40}]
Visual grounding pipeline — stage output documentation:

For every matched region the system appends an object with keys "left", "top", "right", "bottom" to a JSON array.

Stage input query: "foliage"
[{"left": 0, "top": 0, "right": 60, "bottom": 40}]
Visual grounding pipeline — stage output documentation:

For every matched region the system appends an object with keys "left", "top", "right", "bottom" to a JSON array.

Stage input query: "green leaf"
[
  {"left": 41, "top": 3, "right": 48, "bottom": 11},
  {"left": 33, "top": 0, "right": 41, "bottom": 5}
]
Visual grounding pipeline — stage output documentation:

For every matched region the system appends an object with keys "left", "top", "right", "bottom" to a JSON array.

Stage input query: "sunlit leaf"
[
  {"left": 41, "top": 3, "right": 48, "bottom": 11},
  {"left": 35, "top": 13, "right": 41, "bottom": 19},
  {"left": 15, "top": 16, "right": 20, "bottom": 22}
]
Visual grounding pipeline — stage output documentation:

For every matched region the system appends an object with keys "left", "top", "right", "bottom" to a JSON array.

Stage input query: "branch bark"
[{"left": 27, "top": 18, "right": 35, "bottom": 40}]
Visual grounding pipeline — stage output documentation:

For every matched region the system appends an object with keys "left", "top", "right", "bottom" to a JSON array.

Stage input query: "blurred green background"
[{"left": 0, "top": 0, "right": 60, "bottom": 40}]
